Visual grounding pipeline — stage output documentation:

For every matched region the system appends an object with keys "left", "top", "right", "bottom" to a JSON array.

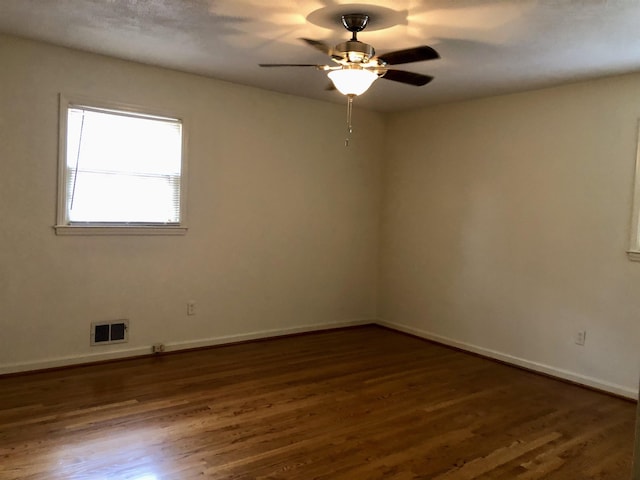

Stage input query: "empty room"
[{"left": 1, "top": 1, "right": 639, "bottom": 479}]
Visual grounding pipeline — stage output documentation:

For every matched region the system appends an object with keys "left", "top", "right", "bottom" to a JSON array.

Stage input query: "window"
[{"left": 55, "top": 95, "right": 187, "bottom": 235}]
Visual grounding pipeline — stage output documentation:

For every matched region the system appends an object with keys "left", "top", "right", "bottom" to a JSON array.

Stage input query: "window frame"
[
  {"left": 628, "top": 122, "right": 640, "bottom": 260},
  {"left": 55, "top": 94, "right": 188, "bottom": 236}
]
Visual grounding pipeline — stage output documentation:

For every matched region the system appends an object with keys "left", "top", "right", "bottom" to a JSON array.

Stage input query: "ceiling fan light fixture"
[
  {"left": 327, "top": 68, "right": 378, "bottom": 96},
  {"left": 258, "top": 11, "right": 439, "bottom": 145}
]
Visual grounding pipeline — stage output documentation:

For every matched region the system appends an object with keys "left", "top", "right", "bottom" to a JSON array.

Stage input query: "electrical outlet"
[
  {"left": 152, "top": 343, "right": 165, "bottom": 353},
  {"left": 575, "top": 330, "right": 587, "bottom": 346},
  {"left": 187, "top": 301, "right": 196, "bottom": 316}
]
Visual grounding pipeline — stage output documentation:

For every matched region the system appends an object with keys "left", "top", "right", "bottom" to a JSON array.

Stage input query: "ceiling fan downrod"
[{"left": 335, "top": 14, "right": 375, "bottom": 64}]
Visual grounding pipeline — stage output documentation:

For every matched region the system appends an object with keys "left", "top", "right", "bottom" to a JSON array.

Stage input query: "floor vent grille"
[{"left": 91, "top": 320, "right": 129, "bottom": 346}]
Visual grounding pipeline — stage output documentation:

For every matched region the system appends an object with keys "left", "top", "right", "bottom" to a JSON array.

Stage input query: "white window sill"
[
  {"left": 626, "top": 250, "right": 640, "bottom": 262},
  {"left": 54, "top": 225, "right": 188, "bottom": 236}
]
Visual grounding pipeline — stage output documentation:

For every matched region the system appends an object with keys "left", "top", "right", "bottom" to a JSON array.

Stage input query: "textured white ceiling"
[{"left": 1, "top": 0, "right": 640, "bottom": 112}]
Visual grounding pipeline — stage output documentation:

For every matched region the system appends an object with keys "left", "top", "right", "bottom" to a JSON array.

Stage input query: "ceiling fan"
[
  {"left": 259, "top": 13, "right": 439, "bottom": 145},
  {"left": 259, "top": 13, "right": 440, "bottom": 96}
]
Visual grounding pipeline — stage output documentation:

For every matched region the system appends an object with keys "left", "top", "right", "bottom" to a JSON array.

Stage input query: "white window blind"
[{"left": 64, "top": 105, "right": 183, "bottom": 225}]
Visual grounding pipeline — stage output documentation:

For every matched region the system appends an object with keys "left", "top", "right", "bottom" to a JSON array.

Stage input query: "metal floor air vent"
[{"left": 91, "top": 320, "right": 129, "bottom": 346}]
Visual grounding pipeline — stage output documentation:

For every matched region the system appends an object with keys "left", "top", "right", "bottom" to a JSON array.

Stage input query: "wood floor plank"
[{"left": 0, "top": 326, "right": 635, "bottom": 479}]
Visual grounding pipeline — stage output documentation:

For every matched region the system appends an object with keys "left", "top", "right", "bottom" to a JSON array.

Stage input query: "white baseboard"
[
  {"left": 163, "top": 319, "right": 372, "bottom": 352},
  {"left": 0, "top": 319, "right": 373, "bottom": 376},
  {"left": 376, "top": 320, "right": 638, "bottom": 400},
  {"left": 3, "top": 318, "right": 636, "bottom": 400},
  {"left": 0, "top": 346, "right": 153, "bottom": 375}
]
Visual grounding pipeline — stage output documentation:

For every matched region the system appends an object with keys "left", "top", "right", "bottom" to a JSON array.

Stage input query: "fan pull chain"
[{"left": 345, "top": 94, "right": 354, "bottom": 147}]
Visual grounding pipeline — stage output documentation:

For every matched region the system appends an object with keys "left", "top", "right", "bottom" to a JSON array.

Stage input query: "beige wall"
[
  {"left": 0, "top": 35, "right": 384, "bottom": 372},
  {"left": 2, "top": 33, "right": 639, "bottom": 398},
  {"left": 381, "top": 74, "right": 640, "bottom": 397}
]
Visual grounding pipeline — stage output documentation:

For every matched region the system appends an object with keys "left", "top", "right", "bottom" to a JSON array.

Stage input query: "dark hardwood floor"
[{"left": 0, "top": 326, "right": 635, "bottom": 479}]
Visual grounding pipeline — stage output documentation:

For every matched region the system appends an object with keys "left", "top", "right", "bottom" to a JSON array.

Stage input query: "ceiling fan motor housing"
[{"left": 335, "top": 40, "right": 375, "bottom": 63}]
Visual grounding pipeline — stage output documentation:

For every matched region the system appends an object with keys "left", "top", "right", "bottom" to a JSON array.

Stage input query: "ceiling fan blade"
[
  {"left": 378, "top": 46, "right": 439, "bottom": 65},
  {"left": 382, "top": 69, "right": 434, "bottom": 86},
  {"left": 259, "top": 63, "right": 324, "bottom": 67},
  {"left": 299, "top": 38, "right": 333, "bottom": 56}
]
